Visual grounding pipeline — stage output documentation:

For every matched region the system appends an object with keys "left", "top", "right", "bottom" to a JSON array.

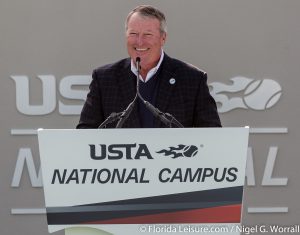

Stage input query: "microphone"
[
  {"left": 115, "top": 57, "right": 141, "bottom": 128},
  {"left": 135, "top": 58, "right": 184, "bottom": 128},
  {"left": 99, "top": 56, "right": 183, "bottom": 128},
  {"left": 98, "top": 112, "right": 123, "bottom": 128},
  {"left": 141, "top": 101, "right": 183, "bottom": 127}
]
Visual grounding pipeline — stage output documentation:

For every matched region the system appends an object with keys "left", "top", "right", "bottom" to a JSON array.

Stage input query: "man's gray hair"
[{"left": 125, "top": 5, "right": 167, "bottom": 34}]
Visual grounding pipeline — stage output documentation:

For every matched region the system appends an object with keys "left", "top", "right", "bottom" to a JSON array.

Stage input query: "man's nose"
[{"left": 136, "top": 35, "right": 144, "bottom": 46}]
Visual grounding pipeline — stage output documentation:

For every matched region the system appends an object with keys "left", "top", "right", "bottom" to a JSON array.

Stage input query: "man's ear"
[{"left": 162, "top": 33, "right": 167, "bottom": 44}]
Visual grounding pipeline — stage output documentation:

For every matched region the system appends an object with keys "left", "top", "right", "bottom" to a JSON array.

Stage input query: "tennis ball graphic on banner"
[
  {"left": 209, "top": 77, "right": 282, "bottom": 113},
  {"left": 183, "top": 145, "right": 198, "bottom": 158},
  {"left": 243, "top": 79, "right": 282, "bottom": 110}
]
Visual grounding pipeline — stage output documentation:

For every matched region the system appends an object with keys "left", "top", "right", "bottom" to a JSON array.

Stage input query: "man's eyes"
[{"left": 129, "top": 32, "right": 153, "bottom": 37}]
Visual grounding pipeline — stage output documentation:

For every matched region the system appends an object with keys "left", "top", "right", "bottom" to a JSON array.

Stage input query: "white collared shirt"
[{"left": 131, "top": 49, "right": 165, "bottom": 83}]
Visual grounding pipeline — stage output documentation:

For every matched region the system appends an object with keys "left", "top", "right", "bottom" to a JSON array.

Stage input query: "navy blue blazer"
[{"left": 77, "top": 54, "right": 221, "bottom": 128}]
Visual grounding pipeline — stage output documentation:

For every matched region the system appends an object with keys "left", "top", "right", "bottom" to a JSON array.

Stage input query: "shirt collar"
[{"left": 131, "top": 49, "right": 165, "bottom": 83}]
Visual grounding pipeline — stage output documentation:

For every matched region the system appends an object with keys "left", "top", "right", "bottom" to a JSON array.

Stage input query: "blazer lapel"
[{"left": 154, "top": 55, "right": 176, "bottom": 127}]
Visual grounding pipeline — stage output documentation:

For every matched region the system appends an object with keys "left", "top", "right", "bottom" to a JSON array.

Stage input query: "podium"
[{"left": 38, "top": 128, "right": 249, "bottom": 235}]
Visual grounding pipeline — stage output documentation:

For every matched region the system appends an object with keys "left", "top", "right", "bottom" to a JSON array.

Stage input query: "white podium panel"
[{"left": 38, "top": 128, "right": 249, "bottom": 235}]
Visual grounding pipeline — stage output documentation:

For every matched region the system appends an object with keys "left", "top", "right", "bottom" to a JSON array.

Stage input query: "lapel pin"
[{"left": 169, "top": 78, "right": 176, "bottom": 85}]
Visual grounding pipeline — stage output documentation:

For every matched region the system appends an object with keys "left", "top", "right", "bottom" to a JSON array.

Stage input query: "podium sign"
[{"left": 38, "top": 128, "right": 249, "bottom": 235}]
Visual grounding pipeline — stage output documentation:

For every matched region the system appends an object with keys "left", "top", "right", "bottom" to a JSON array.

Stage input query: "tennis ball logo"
[
  {"left": 243, "top": 79, "right": 282, "bottom": 110},
  {"left": 156, "top": 145, "right": 199, "bottom": 158},
  {"left": 182, "top": 145, "right": 198, "bottom": 158}
]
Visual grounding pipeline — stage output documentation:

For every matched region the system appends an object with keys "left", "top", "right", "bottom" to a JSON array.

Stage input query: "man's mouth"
[{"left": 135, "top": 48, "right": 149, "bottom": 52}]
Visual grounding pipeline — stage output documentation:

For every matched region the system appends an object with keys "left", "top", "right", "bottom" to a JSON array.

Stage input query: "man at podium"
[{"left": 77, "top": 5, "right": 221, "bottom": 129}]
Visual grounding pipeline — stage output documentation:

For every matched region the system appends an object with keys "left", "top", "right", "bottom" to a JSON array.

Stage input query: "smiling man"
[
  {"left": 125, "top": 7, "right": 166, "bottom": 80},
  {"left": 77, "top": 5, "right": 221, "bottom": 128}
]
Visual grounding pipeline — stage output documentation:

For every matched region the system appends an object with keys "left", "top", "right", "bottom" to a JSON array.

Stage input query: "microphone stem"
[{"left": 115, "top": 57, "right": 141, "bottom": 128}]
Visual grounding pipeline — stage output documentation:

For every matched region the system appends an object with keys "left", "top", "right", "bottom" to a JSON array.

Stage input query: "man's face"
[{"left": 126, "top": 12, "right": 166, "bottom": 71}]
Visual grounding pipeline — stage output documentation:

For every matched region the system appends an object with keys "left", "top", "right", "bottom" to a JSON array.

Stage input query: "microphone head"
[{"left": 136, "top": 57, "right": 141, "bottom": 63}]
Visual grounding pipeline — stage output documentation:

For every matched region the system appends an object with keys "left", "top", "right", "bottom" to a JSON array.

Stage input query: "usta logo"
[{"left": 10, "top": 75, "right": 282, "bottom": 115}]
